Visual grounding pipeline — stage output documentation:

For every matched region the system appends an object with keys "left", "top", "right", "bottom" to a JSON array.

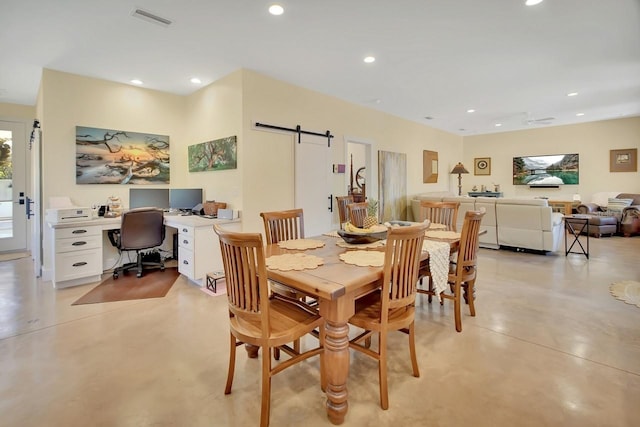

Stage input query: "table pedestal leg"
[{"left": 324, "top": 320, "right": 349, "bottom": 425}]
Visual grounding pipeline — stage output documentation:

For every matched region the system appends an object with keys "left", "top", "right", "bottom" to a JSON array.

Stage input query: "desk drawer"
[
  {"left": 55, "top": 225, "right": 101, "bottom": 239},
  {"left": 177, "top": 225, "right": 195, "bottom": 238},
  {"left": 54, "top": 249, "right": 102, "bottom": 281},
  {"left": 178, "top": 246, "right": 195, "bottom": 278},
  {"left": 55, "top": 234, "right": 102, "bottom": 253},
  {"left": 177, "top": 233, "right": 194, "bottom": 251}
]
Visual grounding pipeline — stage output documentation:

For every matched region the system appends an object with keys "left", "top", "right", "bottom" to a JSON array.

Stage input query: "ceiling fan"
[{"left": 523, "top": 112, "right": 555, "bottom": 125}]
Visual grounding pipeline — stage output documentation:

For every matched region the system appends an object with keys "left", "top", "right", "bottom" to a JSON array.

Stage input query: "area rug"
[
  {"left": 609, "top": 280, "right": 640, "bottom": 308},
  {"left": 72, "top": 267, "right": 180, "bottom": 305},
  {"left": 0, "top": 251, "right": 30, "bottom": 262}
]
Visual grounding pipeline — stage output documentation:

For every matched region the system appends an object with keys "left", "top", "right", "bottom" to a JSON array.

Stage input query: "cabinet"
[
  {"left": 51, "top": 224, "right": 103, "bottom": 288},
  {"left": 548, "top": 200, "right": 579, "bottom": 216},
  {"left": 168, "top": 217, "right": 241, "bottom": 286}
]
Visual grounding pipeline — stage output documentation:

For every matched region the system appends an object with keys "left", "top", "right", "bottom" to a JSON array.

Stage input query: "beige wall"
[
  {"left": 183, "top": 70, "right": 243, "bottom": 208},
  {"left": 0, "top": 102, "right": 35, "bottom": 120},
  {"left": 240, "top": 70, "right": 463, "bottom": 232},
  {"left": 463, "top": 117, "right": 640, "bottom": 202},
  {"left": 39, "top": 69, "right": 186, "bottom": 209}
]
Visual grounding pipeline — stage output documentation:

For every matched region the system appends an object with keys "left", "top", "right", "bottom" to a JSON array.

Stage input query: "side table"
[
  {"left": 206, "top": 271, "right": 225, "bottom": 293},
  {"left": 565, "top": 215, "right": 589, "bottom": 259}
]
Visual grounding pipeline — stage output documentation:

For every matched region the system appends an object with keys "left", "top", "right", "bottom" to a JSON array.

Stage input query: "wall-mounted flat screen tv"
[{"left": 513, "top": 153, "right": 579, "bottom": 185}]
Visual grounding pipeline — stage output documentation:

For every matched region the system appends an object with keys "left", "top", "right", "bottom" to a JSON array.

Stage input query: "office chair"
[{"left": 108, "top": 208, "right": 166, "bottom": 279}]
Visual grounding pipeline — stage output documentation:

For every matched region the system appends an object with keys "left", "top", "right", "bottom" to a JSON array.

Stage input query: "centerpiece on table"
[{"left": 338, "top": 199, "right": 388, "bottom": 244}]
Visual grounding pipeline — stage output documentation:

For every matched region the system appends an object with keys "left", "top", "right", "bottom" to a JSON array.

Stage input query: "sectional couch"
[{"left": 411, "top": 194, "right": 564, "bottom": 253}]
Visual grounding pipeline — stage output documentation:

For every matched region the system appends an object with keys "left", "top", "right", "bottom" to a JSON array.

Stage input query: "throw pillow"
[{"left": 607, "top": 198, "right": 633, "bottom": 214}]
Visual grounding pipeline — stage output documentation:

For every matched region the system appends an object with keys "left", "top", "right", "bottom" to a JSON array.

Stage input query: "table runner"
[{"left": 422, "top": 239, "right": 451, "bottom": 296}]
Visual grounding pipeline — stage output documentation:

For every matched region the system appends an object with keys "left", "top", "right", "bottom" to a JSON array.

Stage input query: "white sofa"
[{"left": 410, "top": 194, "right": 564, "bottom": 252}]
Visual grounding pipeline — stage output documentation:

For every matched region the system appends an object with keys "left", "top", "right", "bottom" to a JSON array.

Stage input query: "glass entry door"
[{"left": 0, "top": 120, "right": 27, "bottom": 252}]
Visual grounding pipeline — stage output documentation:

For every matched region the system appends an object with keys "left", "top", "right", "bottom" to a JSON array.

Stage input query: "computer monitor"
[
  {"left": 129, "top": 188, "right": 170, "bottom": 210},
  {"left": 169, "top": 188, "right": 203, "bottom": 211}
]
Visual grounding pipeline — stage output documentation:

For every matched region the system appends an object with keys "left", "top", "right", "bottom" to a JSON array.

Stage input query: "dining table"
[{"left": 262, "top": 228, "right": 460, "bottom": 425}]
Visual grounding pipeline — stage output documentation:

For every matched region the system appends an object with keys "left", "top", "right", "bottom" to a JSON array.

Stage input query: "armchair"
[
  {"left": 576, "top": 192, "right": 640, "bottom": 236},
  {"left": 109, "top": 208, "right": 166, "bottom": 278}
]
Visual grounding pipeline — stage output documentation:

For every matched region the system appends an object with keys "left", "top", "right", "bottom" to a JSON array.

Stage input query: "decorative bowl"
[{"left": 337, "top": 228, "right": 388, "bottom": 244}]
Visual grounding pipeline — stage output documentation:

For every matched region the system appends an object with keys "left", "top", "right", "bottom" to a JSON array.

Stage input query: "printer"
[{"left": 46, "top": 207, "right": 93, "bottom": 223}]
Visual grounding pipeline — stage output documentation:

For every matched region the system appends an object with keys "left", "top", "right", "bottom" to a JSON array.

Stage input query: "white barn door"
[{"left": 295, "top": 134, "right": 332, "bottom": 237}]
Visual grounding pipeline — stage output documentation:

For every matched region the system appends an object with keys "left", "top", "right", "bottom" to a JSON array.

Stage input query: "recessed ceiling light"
[
  {"left": 576, "top": 113, "right": 585, "bottom": 116},
  {"left": 130, "top": 79, "right": 143, "bottom": 85},
  {"left": 190, "top": 77, "right": 202, "bottom": 84},
  {"left": 495, "top": 123, "right": 502, "bottom": 127},
  {"left": 567, "top": 92, "right": 578, "bottom": 97},
  {"left": 364, "top": 56, "right": 376, "bottom": 63},
  {"left": 466, "top": 109, "right": 475, "bottom": 113},
  {"left": 268, "top": 4, "right": 284, "bottom": 15},
  {"left": 525, "top": 0, "right": 544, "bottom": 6}
]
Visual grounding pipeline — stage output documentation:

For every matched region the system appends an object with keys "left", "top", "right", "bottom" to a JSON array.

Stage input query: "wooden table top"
[{"left": 265, "top": 233, "right": 460, "bottom": 301}]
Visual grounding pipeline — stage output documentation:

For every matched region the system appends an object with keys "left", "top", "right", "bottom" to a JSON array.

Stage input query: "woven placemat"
[
  {"left": 428, "top": 223, "right": 447, "bottom": 230},
  {"left": 336, "top": 240, "right": 386, "bottom": 249},
  {"left": 425, "top": 230, "right": 461, "bottom": 240},
  {"left": 266, "top": 253, "right": 324, "bottom": 271},
  {"left": 339, "top": 250, "right": 385, "bottom": 267},
  {"left": 323, "top": 230, "right": 340, "bottom": 237},
  {"left": 277, "top": 238, "right": 325, "bottom": 250}
]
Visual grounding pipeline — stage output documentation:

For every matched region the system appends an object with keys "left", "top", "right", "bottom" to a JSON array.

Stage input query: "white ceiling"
[{"left": 2, "top": 0, "right": 639, "bottom": 136}]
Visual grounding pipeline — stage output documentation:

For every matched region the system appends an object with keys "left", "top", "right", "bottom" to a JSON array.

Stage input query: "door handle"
[
  {"left": 328, "top": 194, "right": 333, "bottom": 212},
  {"left": 25, "top": 196, "right": 34, "bottom": 220}
]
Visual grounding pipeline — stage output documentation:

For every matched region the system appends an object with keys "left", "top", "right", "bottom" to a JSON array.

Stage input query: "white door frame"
[
  {"left": 0, "top": 118, "right": 29, "bottom": 253},
  {"left": 344, "top": 135, "right": 377, "bottom": 201}
]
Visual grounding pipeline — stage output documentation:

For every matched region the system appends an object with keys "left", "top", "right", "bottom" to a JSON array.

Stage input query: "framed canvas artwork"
[
  {"left": 188, "top": 135, "right": 237, "bottom": 172},
  {"left": 76, "top": 126, "right": 170, "bottom": 184}
]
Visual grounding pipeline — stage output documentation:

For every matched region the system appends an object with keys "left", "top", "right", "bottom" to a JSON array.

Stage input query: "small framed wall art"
[
  {"left": 610, "top": 148, "right": 637, "bottom": 172},
  {"left": 474, "top": 157, "right": 491, "bottom": 175},
  {"left": 423, "top": 150, "right": 438, "bottom": 183}
]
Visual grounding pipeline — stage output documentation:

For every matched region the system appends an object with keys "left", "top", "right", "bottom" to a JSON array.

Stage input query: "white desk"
[{"left": 47, "top": 215, "right": 241, "bottom": 288}]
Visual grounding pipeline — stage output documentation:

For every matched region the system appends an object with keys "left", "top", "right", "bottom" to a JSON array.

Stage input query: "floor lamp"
[{"left": 450, "top": 162, "right": 469, "bottom": 196}]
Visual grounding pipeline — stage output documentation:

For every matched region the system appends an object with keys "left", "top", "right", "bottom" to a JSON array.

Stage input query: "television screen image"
[{"left": 513, "top": 153, "right": 579, "bottom": 185}]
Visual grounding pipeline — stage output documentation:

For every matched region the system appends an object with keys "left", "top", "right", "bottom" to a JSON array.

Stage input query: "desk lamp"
[{"left": 450, "top": 162, "right": 469, "bottom": 196}]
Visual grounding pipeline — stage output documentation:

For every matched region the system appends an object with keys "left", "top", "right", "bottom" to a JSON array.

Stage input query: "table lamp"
[{"left": 450, "top": 162, "right": 469, "bottom": 196}]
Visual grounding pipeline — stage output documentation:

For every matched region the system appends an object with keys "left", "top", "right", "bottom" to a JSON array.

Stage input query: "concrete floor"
[{"left": 1, "top": 235, "right": 640, "bottom": 426}]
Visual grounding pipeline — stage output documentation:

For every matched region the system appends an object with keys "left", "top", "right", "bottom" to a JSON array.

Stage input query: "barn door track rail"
[{"left": 255, "top": 122, "right": 333, "bottom": 147}]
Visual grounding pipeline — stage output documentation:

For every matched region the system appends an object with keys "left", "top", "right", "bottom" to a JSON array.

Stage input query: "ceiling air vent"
[{"left": 131, "top": 8, "right": 173, "bottom": 27}]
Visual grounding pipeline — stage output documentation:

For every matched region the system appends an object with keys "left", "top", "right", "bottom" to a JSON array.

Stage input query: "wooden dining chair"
[
  {"left": 260, "top": 208, "right": 305, "bottom": 244},
  {"left": 260, "top": 209, "right": 308, "bottom": 301},
  {"left": 418, "top": 210, "right": 485, "bottom": 332},
  {"left": 418, "top": 200, "right": 460, "bottom": 231},
  {"left": 259, "top": 208, "right": 315, "bottom": 357},
  {"left": 346, "top": 202, "right": 368, "bottom": 227},
  {"left": 335, "top": 195, "right": 354, "bottom": 225},
  {"left": 417, "top": 200, "right": 461, "bottom": 300},
  {"left": 348, "top": 222, "right": 428, "bottom": 410},
  {"left": 213, "top": 224, "right": 324, "bottom": 427}
]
